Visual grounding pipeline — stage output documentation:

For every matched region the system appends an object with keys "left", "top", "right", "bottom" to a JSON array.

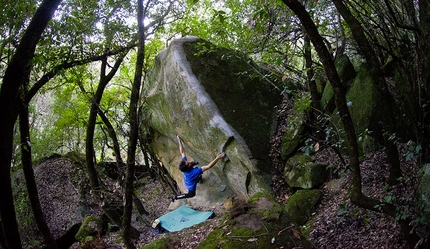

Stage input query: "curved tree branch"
[{"left": 24, "top": 44, "right": 137, "bottom": 104}]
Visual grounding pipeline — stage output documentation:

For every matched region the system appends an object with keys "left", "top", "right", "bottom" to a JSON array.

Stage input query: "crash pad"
[{"left": 156, "top": 205, "right": 214, "bottom": 232}]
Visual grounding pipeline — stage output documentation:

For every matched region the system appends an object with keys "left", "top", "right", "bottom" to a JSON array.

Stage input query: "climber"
[{"left": 169, "top": 135, "right": 225, "bottom": 202}]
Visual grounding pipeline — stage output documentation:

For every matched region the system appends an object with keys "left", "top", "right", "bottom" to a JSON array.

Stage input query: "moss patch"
[
  {"left": 75, "top": 216, "right": 106, "bottom": 242},
  {"left": 248, "top": 192, "right": 283, "bottom": 221},
  {"left": 140, "top": 236, "right": 173, "bottom": 249},
  {"left": 284, "top": 189, "right": 322, "bottom": 225},
  {"left": 197, "top": 194, "right": 314, "bottom": 249},
  {"left": 284, "top": 154, "right": 328, "bottom": 189}
]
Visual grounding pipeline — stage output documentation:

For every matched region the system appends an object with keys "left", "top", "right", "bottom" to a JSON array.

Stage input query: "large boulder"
[{"left": 144, "top": 37, "right": 281, "bottom": 207}]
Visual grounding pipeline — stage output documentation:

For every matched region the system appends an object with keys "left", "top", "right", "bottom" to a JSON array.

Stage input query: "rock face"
[
  {"left": 417, "top": 164, "right": 430, "bottom": 231},
  {"left": 144, "top": 36, "right": 282, "bottom": 207}
]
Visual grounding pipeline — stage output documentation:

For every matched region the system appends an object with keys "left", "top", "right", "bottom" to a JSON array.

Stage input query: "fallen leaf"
[
  {"left": 292, "top": 228, "right": 301, "bottom": 240},
  {"left": 314, "top": 142, "right": 320, "bottom": 152}
]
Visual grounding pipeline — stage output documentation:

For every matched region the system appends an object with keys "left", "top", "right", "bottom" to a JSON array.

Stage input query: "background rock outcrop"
[{"left": 143, "top": 36, "right": 282, "bottom": 207}]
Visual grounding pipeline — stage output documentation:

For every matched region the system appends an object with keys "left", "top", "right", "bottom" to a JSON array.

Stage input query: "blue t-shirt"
[{"left": 182, "top": 156, "right": 202, "bottom": 191}]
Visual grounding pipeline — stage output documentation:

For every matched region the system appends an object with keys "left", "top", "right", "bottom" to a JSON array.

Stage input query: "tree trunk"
[
  {"left": 0, "top": 221, "right": 8, "bottom": 249},
  {"left": 282, "top": 0, "right": 362, "bottom": 197},
  {"left": 97, "top": 109, "right": 125, "bottom": 173},
  {"left": 85, "top": 53, "right": 126, "bottom": 199},
  {"left": 0, "top": 0, "right": 62, "bottom": 248},
  {"left": 20, "top": 90, "right": 58, "bottom": 249},
  {"left": 331, "top": 0, "right": 402, "bottom": 184},
  {"left": 122, "top": 0, "right": 145, "bottom": 247},
  {"left": 304, "top": 33, "right": 321, "bottom": 121}
]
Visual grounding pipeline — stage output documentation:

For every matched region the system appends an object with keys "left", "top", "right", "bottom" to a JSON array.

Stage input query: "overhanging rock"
[{"left": 143, "top": 36, "right": 282, "bottom": 207}]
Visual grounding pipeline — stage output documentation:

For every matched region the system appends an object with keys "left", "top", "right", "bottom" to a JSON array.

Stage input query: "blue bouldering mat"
[{"left": 156, "top": 205, "right": 214, "bottom": 232}]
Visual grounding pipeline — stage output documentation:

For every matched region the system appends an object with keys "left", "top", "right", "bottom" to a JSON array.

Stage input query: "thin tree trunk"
[
  {"left": 85, "top": 56, "right": 107, "bottom": 194},
  {"left": 97, "top": 109, "right": 124, "bottom": 169},
  {"left": 122, "top": 0, "right": 145, "bottom": 247},
  {"left": 304, "top": 33, "right": 321, "bottom": 119},
  {"left": 80, "top": 52, "right": 130, "bottom": 234},
  {"left": 19, "top": 101, "right": 58, "bottom": 249},
  {"left": 0, "top": 224, "right": 7, "bottom": 249},
  {"left": 85, "top": 53, "right": 126, "bottom": 198},
  {"left": 331, "top": 0, "right": 402, "bottom": 184},
  {"left": 0, "top": 0, "right": 62, "bottom": 248}
]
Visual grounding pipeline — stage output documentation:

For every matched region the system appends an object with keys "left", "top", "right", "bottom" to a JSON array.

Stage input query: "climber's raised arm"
[
  {"left": 177, "top": 135, "right": 186, "bottom": 159},
  {"left": 201, "top": 152, "right": 225, "bottom": 172}
]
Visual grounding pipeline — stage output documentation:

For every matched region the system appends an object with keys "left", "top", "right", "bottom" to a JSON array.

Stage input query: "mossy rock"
[
  {"left": 321, "top": 81, "right": 335, "bottom": 113},
  {"left": 197, "top": 218, "right": 312, "bottom": 249},
  {"left": 329, "top": 64, "right": 381, "bottom": 156},
  {"left": 314, "top": 66, "right": 327, "bottom": 95},
  {"left": 321, "top": 54, "right": 355, "bottom": 113},
  {"left": 140, "top": 236, "right": 173, "bottom": 249},
  {"left": 197, "top": 193, "right": 314, "bottom": 249},
  {"left": 64, "top": 151, "right": 86, "bottom": 166},
  {"left": 334, "top": 54, "right": 356, "bottom": 84},
  {"left": 280, "top": 106, "right": 307, "bottom": 160},
  {"left": 416, "top": 164, "right": 430, "bottom": 227},
  {"left": 248, "top": 192, "right": 283, "bottom": 221},
  {"left": 75, "top": 215, "right": 106, "bottom": 242},
  {"left": 301, "top": 216, "right": 317, "bottom": 239},
  {"left": 284, "top": 154, "right": 328, "bottom": 189},
  {"left": 284, "top": 189, "right": 321, "bottom": 225},
  {"left": 144, "top": 37, "right": 278, "bottom": 206}
]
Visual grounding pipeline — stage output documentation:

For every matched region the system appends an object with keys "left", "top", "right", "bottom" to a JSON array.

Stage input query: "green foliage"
[
  {"left": 406, "top": 141, "right": 422, "bottom": 162},
  {"left": 295, "top": 92, "right": 312, "bottom": 113},
  {"left": 337, "top": 202, "right": 349, "bottom": 224},
  {"left": 299, "top": 138, "right": 314, "bottom": 156}
]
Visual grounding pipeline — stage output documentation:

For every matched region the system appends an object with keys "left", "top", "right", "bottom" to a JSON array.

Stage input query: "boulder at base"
[{"left": 144, "top": 36, "right": 282, "bottom": 207}]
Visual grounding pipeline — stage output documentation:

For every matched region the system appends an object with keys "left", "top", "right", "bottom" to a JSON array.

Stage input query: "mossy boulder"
[
  {"left": 331, "top": 64, "right": 380, "bottom": 155},
  {"left": 284, "top": 189, "right": 322, "bottom": 225},
  {"left": 75, "top": 216, "right": 106, "bottom": 242},
  {"left": 197, "top": 204, "right": 313, "bottom": 249},
  {"left": 416, "top": 164, "right": 430, "bottom": 229},
  {"left": 144, "top": 36, "right": 280, "bottom": 207},
  {"left": 284, "top": 154, "right": 328, "bottom": 189}
]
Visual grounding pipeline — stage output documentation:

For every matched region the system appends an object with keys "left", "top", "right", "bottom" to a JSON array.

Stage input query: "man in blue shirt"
[{"left": 169, "top": 135, "right": 225, "bottom": 202}]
